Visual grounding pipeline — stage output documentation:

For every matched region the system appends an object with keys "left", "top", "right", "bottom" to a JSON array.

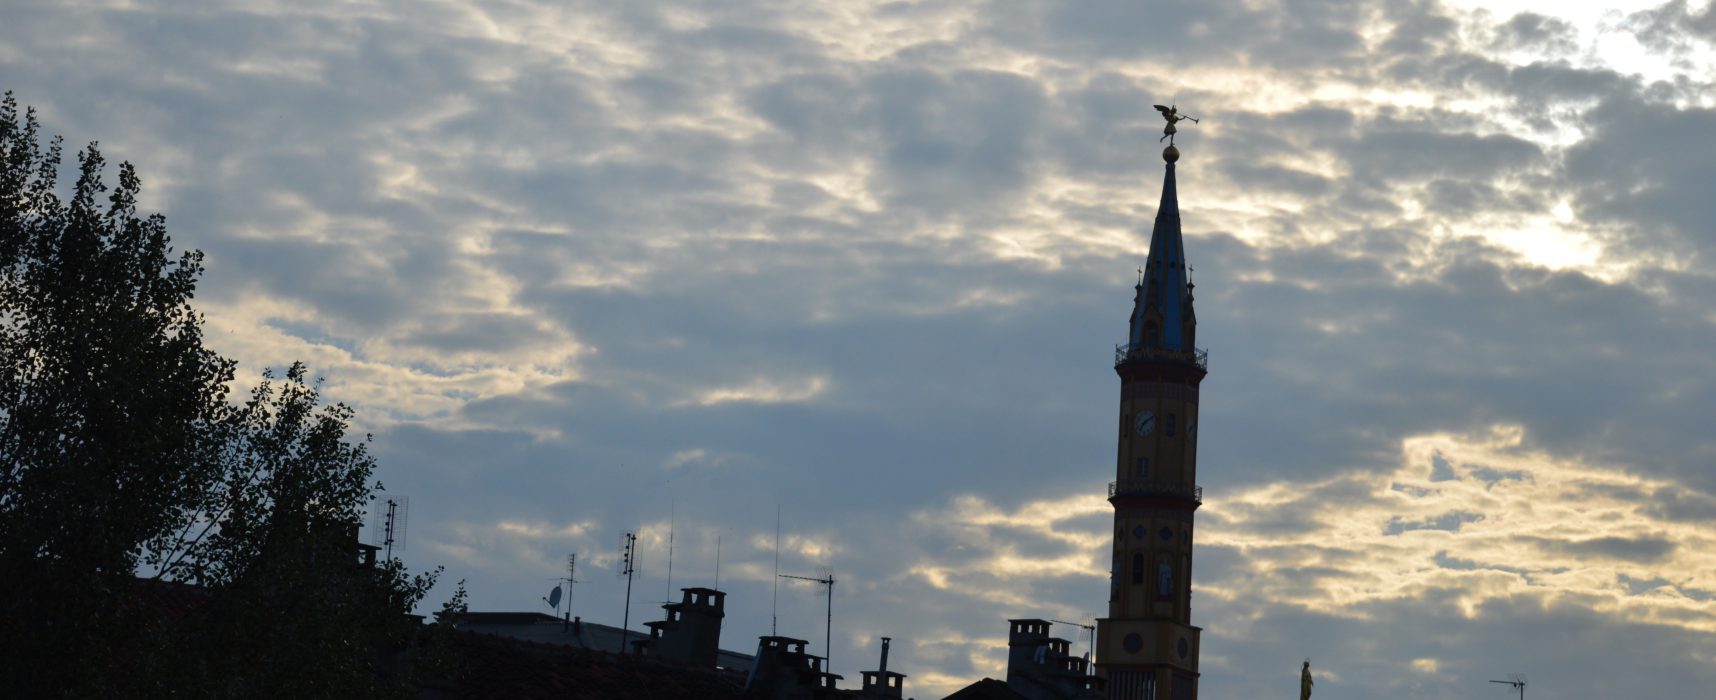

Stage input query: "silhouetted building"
[
  {"left": 452, "top": 586, "right": 916, "bottom": 699},
  {"left": 942, "top": 678, "right": 1030, "bottom": 700},
  {"left": 745, "top": 635, "right": 844, "bottom": 699},
  {"left": 1003, "top": 620, "right": 1101, "bottom": 699},
  {"left": 437, "top": 632, "right": 749, "bottom": 699},
  {"left": 454, "top": 606, "right": 754, "bottom": 673},
  {"left": 1094, "top": 145, "right": 1206, "bottom": 699}
]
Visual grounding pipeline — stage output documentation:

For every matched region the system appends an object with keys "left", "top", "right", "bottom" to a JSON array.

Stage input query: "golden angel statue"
[{"left": 1154, "top": 104, "right": 1199, "bottom": 144}]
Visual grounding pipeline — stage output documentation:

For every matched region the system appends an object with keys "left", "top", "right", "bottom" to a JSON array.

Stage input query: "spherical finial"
[{"left": 1163, "top": 145, "right": 1180, "bottom": 163}]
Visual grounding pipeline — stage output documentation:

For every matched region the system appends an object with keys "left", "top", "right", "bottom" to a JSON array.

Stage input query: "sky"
[{"left": 4, "top": 0, "right": 1716, "bottom": 697}]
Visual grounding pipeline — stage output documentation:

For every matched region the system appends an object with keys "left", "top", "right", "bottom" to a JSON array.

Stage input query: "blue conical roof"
[{"left": 1128, "top": 162, "right": 1193, "bottom": 351}]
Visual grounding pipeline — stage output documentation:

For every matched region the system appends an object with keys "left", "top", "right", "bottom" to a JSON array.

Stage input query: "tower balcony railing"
[
  {"left": 1114, "top": 343, "right": 1208, "bottom": 369},
  {"left": 1108, "top": 478, "right": 1203, "bottom": 503}
]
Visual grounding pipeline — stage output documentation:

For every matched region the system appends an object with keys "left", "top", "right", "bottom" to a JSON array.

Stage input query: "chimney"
[
  {"left": 645, "top": 587, "right": 727, "bottom": 667},
  {"left": 860, "top": 636, "right": 906, "bottom": 699},
  {"left": 1006, "top": 619, "right": 1052, "bottom": 686},
  {"left": 1004, "top": 619, "right": 1101, "bottom": 698},
  {"left": 746, "top": 636, "right": 838, "bottom": 699}
]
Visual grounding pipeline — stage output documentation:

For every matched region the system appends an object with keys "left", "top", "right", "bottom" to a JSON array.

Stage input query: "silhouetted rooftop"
[
  {"left": 454, "top": 612, "right": 754, "bottom": 672},
  {"left": 943, "top": 678, "right": 1032, "bottom": 700},
  {"left": 440, "top": 630, "right": 749, "bottom": 700}
]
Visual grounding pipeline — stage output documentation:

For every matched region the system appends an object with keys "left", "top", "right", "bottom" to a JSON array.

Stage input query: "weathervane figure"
[
  {"left": 1300, "top": 659, "right": 1314, "bottom": 700},
  {"left": 1155, "top": 104, "right": 1199, "bottom": 145}
]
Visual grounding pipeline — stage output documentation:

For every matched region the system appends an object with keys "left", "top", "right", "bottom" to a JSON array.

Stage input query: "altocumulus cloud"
[{"left": 4, "top": 0, "right": 1716, "bottom": 698}]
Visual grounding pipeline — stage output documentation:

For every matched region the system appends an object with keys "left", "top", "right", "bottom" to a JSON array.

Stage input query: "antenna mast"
[
  {"left": 382, "top": 500, "right": 397, "bottom": 560},
  {"left": 1488, "top": 674, "right": 1526, "bottom": 700},
  {"left": 375, "top": 498, "right": 409, "bottom": 561},
  {"left": 780, "top": 570, "right": 836, "bottom": 670},
  {"left": 665, "top": 488, "right": 676, "bottom": 603},
  {"left": 619, "top": 532, "right": 638, "bottom": 653},
  {"left": 772, "top": 505, "right": 781, "bottom": 636},
  {"left": 562, "top": 554, "right": 581, "bottom": 628},
  {"left": 543, "top": 554, "right": 580, "bottom": 626}
]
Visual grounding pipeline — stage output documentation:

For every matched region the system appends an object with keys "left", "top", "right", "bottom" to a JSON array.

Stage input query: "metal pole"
[
  {"left": 665, "top": 490, "right": 675, "bottom": 603},
  {"left": 564, "top": 554, "right": 577, "bottom": 631},
  {"left": 621, "top": 533, "right": 636, "bottom": 653},
  {"left": 772, "top": 507, "right": 780, "bottom": 636},
  {"left": 1088, "top": 626, "right": 1095, "bottom": 670},
  {"left": 825, "top": 576, "right": 834, "bottom": 671},
  {"left": 382, "top": 499, "right": 398, "bottom": 561}
]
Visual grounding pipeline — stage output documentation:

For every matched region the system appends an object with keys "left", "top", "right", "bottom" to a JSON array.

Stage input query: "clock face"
[
  {"left": 1187, "top": 417, "right": 1197, "bottom": 440},
  {"left": 1134, "top": 411, "right": 1156, "bottom": 437},
  {"left": 1123, "top": 633, "right": 1144, "bottom": 654},
  {"left": 1177, "top": 637, "right": 1189, "bottom": 660}
]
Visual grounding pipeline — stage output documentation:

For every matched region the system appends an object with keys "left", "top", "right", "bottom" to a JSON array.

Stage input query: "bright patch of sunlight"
[{"left": 686, "top": 376, "right": 831, "bottom": 407}]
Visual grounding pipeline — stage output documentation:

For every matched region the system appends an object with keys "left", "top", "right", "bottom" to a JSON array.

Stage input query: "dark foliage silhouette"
[{"left": 0, "top": 91, "right": 441, "bottom": 697}]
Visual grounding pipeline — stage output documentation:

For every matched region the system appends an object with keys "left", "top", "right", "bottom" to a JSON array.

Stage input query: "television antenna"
[
  {"left": 618, "top": 532, "right": 638, "bottom": 653},
  {"left": 771, "top": 506, "right": 781, "bottom": 636},
  {"left": 369, "top": 497, "right": 409, "bottom": 561},
  {"left": 664, "top": 486, "right": 676, "bottom": 604},
  {"left": 1488, "top": 673, "right": 1526, "bottom": 699},
  {"left": 543, "top": 554, "right": 580, "bottom": 625},
  {"left": 1050, "top": 619, "right": 1097, "bottom": 672},
  {"left": 780, "top": 568, "right": 836, "bottom": 669}
]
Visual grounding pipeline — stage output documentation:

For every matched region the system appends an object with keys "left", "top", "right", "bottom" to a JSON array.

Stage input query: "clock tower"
[{"left": 1094, "top": 142, "right": 1206, "bottom": 700}]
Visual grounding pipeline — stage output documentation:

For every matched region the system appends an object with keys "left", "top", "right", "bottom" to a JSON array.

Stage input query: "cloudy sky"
[{"left": 6, "top": 0, "right": 1716, "bottom": 697}]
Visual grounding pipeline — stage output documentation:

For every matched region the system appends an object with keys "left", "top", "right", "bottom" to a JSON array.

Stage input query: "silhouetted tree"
[
  {"left": 0, "top": 91, "right": 236, "bottom": 695},
  {"left": 151, "top": 365, "right": 441, "bottom": 698},
  {"left": 0, "top": 92, "right": 440, "bottom": 697}
]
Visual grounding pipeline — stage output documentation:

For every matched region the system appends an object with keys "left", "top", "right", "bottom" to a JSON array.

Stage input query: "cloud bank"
[{"left": 5, "top": 0, "right": 1716, "bottom": 697}]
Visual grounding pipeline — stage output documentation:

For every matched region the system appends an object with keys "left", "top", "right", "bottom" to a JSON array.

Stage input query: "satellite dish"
[{"left": 547, "top": 584, "right": 563, "bottom": 609}]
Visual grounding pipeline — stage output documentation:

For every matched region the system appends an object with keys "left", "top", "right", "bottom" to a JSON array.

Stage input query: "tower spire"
[{"left": 1125, "top": 144, "right": 1197, "bottom": 359}]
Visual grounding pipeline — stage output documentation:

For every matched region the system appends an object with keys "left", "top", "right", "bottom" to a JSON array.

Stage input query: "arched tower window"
[
  {"left": 1135, "top": 457, "right": 1149, "bottom": 476},
  {"left": 1131, "top": 553, "right": 1145, "bottom": 585},
  {"left": 1165, "top": 414, "right": 1176, "bottom": 437},
  {"left": 1110, "top": 554, "right": 1120, "bottom": 602}
]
